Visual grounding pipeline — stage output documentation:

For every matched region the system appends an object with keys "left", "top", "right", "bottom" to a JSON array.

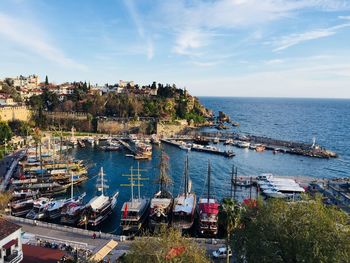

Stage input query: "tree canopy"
[
  {"left": 123, "top": 228, "right": 210, "bottom": 263},
  {"left": 0, "top": 121, "right": 12, "bottom": 144},
  {"left": 232, "top": 196, "right": 350, "bottom": 263},
  {"left": 27, "top": 82, "right": 211, "bottom": 125}
]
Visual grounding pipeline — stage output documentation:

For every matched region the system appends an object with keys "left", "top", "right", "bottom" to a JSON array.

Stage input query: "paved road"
[{"left": 0, "top": 150, "right": 24, "bottom": 191}]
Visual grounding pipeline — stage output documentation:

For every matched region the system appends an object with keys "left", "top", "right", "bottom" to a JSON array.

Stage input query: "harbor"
[{"left": 2, "top": 133, "right": 349, "bottom": 238}]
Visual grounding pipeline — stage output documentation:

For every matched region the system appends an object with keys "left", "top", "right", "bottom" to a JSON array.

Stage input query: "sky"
[{"left": 0, "top": 0, "right": 350, "bottom": 98}]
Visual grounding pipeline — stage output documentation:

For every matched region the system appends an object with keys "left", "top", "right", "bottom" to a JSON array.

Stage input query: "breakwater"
[{"left": 180, "top": 131, "right": 337, "bottom": 158}]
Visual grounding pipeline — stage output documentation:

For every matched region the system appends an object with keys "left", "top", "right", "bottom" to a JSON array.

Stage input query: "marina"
[{"left": 3, "top": 137, "right": 348, "bottom": 237}]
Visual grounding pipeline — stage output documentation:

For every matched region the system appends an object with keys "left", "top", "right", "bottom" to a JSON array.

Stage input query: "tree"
[
  {"left": 232, "top": 196, "right": 350, "bottom": 263},
  {"left": 0, "top": 121, "right": 12, "bottom": 144},
  {"left": 219, "top": 198, "right": 241, "bottom": 263},
  {"left": 8, "top": 120, "right": 31, "bottom": 137},
  {"left": 45, "top": 75, "right": 49, "bottom": 85},
  {"left": 0, "top": 192, "right": 11, "bottom": 212},
  {"left": 124, "top": 228, "right": 210, "bottom": 263}
]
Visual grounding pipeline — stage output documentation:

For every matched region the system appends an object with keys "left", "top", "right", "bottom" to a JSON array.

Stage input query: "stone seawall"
[
  {"left": 0, "top": 106, "right": 32, "bottom": 122},
  {"left": 156, "top": 120, "right": 190, "bottom": 136},
  {"left": 97, "top": 119, "right": 156, "bottom": 134},
  {"left": 43, "top": 111, "right": 92, "bottom": 131}
]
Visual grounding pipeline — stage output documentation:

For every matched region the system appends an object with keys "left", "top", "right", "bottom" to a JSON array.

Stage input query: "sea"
[{"left": 70, "top": 97, "right": 350, "bottom": 233}]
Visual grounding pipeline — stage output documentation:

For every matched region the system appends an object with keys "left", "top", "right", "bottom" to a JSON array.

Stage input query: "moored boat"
[
  {"left": 149, "top": 151, "right": 173, "bottom": 232},
  {"left": 79, "top": 167, "right": 119, "bottom": 227},
  {"left": 172, "top": 156, "right": 196, "bottom": 231},
  {"left": 120, "top": 165, "right": 150, "bottom": 234},
  {"left": 10, "top": 198, "right": 34, "bottom": 217},
  {"left": 198, "top": 161, "right": 219, "bottom": 236},
  {"left": 26, "top": 197, "right": 51, "bottom": 220},
  {"left": 135, "top": 142, "right": 152, "bottom": 159}
]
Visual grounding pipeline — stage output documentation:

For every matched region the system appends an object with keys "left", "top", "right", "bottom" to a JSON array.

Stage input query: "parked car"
[{"left": 212, "top": 247, "right": 232, "bottom": 259}]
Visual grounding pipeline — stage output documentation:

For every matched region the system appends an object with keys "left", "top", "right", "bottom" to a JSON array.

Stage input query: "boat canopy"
[
  {"left": 88, "top": 195, "right": 109, "bottom": 210},
  {"left": 174, "top": 194, "right": 195, "bottom": 214},
  {"left": 199, "top": 202, "right": 219, "bottom": 214}
]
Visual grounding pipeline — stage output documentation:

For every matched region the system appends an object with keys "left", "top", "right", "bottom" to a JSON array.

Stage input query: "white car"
[{"left": 212, "top": 247, "right": 232, "bottom": 259}]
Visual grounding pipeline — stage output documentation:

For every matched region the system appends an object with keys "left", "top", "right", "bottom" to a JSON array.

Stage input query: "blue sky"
[{"left": 0, "top": 0, "right": 350, "bottom": 98}]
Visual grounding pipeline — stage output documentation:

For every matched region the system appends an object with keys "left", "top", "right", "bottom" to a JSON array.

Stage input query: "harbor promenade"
[
  {"left": 0, "top": 150, "right": 25, "bottom": 192},
  {"left": 5, "top": 215, "right": 225, "bottom": 261},
  {"left": 6, "top": 215, "right": 130, "bottom": 261}
]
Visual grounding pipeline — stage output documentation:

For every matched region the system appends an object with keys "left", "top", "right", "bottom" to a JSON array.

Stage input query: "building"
[
  {"left": 118, "top": 80, "right": 134, "bottom": 88},
  {"left": 0, "top": 95, "right": 16, "bottom": 106},
  {"left": 12, "top": 75, "right": 39, "bottom": 90},
  {"left": 0, "top": 218, "right": 23, "bottom": 263}
]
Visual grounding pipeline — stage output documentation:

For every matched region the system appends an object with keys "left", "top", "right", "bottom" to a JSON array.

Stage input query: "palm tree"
[{"left": 219, "top": 197, "right": 241, "bottom": 263}]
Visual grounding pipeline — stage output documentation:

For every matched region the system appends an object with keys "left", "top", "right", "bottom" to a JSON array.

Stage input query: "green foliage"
[
  {"left": 28, "top": 81, "right": 209, "bottom": 127},
  {"left": 0, "top": 121, "right": 12, "bottom": 144},
  {"left": 45, "top": 75, "right": 49, "bottom": 85},
  {"left": 124, "top": 228, "right": 210, "bottom": 263},
  {"left": 8, "top": 120, "right": 31, "bottom": 136},
  {"left": 0, "top": 82, "right": 22, "bottom": 102},
  {"left": 0, "top": 192, "right": 11, "bottom": 211},
  {"left": 232, "top": 196, "right": 350, "bottom": 263}
]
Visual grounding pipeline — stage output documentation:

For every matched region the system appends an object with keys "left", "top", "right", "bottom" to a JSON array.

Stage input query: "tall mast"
[
  {"left": 70, "top": 171, "right": 74, "bottom": 199},
  {"left": 207, "top": 160, "right": 211, "bottom": 204},
  {"left": 184, "top": 156, "right": 187, "bottom": 198},
  {"left": 101, "top": 167, "right": 104, "bottom": 196},
  {"left": 137, "top": 162, "right": 141, "bottom": 199},
  {"left": 130, "top": 167, "right": 134, "bottom": 204},
  {"left": 158, "top": 150, "right": 171, "bottom": 193}
]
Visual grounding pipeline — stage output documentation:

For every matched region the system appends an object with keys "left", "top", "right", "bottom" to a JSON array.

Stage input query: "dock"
[
  {"left": 178, "top": 131, "right": 337, "bottom": 159},
  {"left": 161, "top": 139, "right": 234, "bottom": 157},
  {"left": 118, "top": 139, "right": 136, "bottom": 155}
]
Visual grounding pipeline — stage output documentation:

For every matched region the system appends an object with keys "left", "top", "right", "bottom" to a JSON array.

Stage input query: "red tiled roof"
[
  {"left": 22, "top": 244, "right": 66, "bottom": 263},
  {"left": 0, "top": 218, "right": 21, "bottom": 240}
]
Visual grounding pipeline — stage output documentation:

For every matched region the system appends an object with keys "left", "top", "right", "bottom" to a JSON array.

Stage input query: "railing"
[
  {"left": 6, "top": 215, "right": 119, "bottom": 240},
  {"left": 4, "top": 250, "right": 23, "bottom": 263}
]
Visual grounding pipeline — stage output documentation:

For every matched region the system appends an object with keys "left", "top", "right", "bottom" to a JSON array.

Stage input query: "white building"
[
  {"left": 118, "top": 80, "right": 134, "bottom": 88},
  {"left": 12, "top": 75, "right": 39, "bottom": 90},
  {"left": 0, "top": 218, "right": 23, "bottom": 263},
  {"left": 0, "top": 94, "right": 17, "bottom": 106}
]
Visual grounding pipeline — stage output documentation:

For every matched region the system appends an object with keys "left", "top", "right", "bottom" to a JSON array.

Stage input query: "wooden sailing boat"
[
  {"left": 198, "top": 160, "right": 219, "bottom": 236},
  {"left": 120, "top": 163, "right": 150, "bottom": 234},
  {"left": 79, "top": 167, "right": 119, "bottom": 227},
  {"left": 172, "top": 155, "right": 196, "bottom": 231},
  {"left": 149, "top": 151, "right": 173, "bottom": 232}
]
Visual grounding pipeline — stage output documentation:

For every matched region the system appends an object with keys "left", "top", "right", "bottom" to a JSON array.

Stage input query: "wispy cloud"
[
  {"left": 265, "top": 59, "right": 284, "bottom": 65},
  {"left": 173, "top": 30, "right": 209, "bottom": 56},
  {"left": 270, "top": 23, "right": 350, "bottom": 52},
  {"left": 123, "top": 0, "right": 154, "bottom": 60},
  {"left": 339, "top": 15, "right": 350, "bottom": 20},
  {"left": 156, "top": 0, "right": 350, "bottom": 59},
  {"left": 0, "top": 13, "right": 86, "bottom": 70}
]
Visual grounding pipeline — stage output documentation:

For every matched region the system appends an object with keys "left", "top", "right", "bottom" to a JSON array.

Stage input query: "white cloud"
[
  {"left": 265, "top": 59, "right": 284, "bottom": 65},
  {"left": 0, "top": 13, "right": 86, "bottom": 70},
  {"left": 123, "top": 0, "right": 154, "bottom": 60},
  {"left": 270, "top": 23, "right": 350, "bottom": 51},
  {"left": 155, "top": 0, "right": 350, "bottom": 58},
  {"left": 191, "top": 61, "right": 220, "bottom": 67},
  {"left": 338, "top": 15, "right": 350, "bottom": 20},
  {"left": 173, "top": 30, "right": 209, "bottom": 56}
]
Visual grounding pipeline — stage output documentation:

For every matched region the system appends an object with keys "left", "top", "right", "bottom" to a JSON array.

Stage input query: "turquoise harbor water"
[{"left": 70, "top": 97, "right": 350, "bottom": 233}]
